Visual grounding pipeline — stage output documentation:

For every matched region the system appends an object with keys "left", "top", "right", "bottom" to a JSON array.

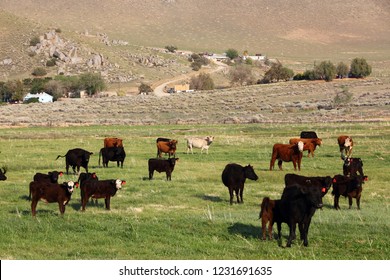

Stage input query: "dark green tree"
[
  {"left": 79, "top": 72, "right": 106, "bottom": 96},
  {"left": 349, "top": 58, "right": 372, "bottom": 78},
  {"left": 261, "top": 63, "right": 294, "bottom": 83}
]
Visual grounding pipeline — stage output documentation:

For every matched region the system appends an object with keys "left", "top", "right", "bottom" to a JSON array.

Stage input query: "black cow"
[
  {"left": 80, "top": 179, "right": 125, "bottom": 211},
  {"left": 30, "top": 180, "right": 76, "bottom": 217},
  {"left": 56, "top": 148, "right": 93, "bottom": 174},
  {"left": 284, "top": 173, "right": 332, "bottom": 197},
  {"left": 343, "top": 157, "right": 364, "bottom": 177},
  {"left": 300, "top": 131, "right": 318, "bottom": 139},
  {"left": 148, "top": 158, "right": 179, "bottom": 180},
  {"left": 332, "top": 174, "right": 368, "bottom": 210},
  {"left": 222, "top": 163, "right": 259, "bottom": 205},
  {"left": 0, "top": 166, "right": 7, "bottom": 181},
  {"left": 77, "top": 172, "right": 99, "bottom": 204},
  {"left": 28, "top": 170, "right": 64, "bottom": 200},
  {"left": 274, "top": 184, "right": 323, "bottom": 247},
  {"left": 99, "top": 147, "right": 126, "bottom": 168}
]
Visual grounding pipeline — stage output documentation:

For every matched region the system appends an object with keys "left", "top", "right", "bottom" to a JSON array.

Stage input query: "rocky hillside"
[{"left": 0, "top": 0, "right": 389, "bottom": 86}]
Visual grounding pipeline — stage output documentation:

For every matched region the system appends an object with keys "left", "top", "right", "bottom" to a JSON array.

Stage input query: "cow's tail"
[
  {"left": 56, "top": 155, "right": 65, "bottom": 160},
  {"left": 259, "top": 197, "right": 271, "bottom": 219}
]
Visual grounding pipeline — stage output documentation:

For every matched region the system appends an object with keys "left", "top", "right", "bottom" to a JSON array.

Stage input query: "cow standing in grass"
[
  {"left": 270, "top": 141, "right": 304, "bottom": 171},
  {"left": 0, "top": 167, "right": 7, "bottom": 181},
  {"left": 222, "top": 163, "right": 258, "bottom": 205}
]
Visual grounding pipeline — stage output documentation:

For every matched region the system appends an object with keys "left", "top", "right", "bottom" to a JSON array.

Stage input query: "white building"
[{"left": 23, "top": 92, "right": 53, "bottom": 103}]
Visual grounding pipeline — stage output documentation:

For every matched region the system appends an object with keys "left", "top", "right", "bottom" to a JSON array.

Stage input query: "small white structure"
[{"left": 23, "top": 92, "right": 53, "bottom": 103}]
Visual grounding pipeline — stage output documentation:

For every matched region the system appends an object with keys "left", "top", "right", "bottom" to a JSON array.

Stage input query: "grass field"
[{"left": 0, "top": 122, "right": 389, "bottom": 260}]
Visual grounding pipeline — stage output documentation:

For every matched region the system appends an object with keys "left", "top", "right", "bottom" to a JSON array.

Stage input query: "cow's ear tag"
[
  {"left": 333, "top": 178, "right": 337, "bottom": 183},
  {"left": 321, "top": 187, "right": 326, "bottom": 193}
]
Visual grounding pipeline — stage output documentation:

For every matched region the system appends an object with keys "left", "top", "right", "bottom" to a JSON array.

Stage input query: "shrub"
[
  {"left": 333, "top": 85, "right": 353, "bottom": 108},
  {"left": 190, "top": 73, "right": 215, "bottom": 90},
  {"left": 138, "top": 83, "right": 153, "bottom": 94},
  {"left": 229, "top": 64, "right": 254, "bottom": 86},
  {"left": 165, "top": 45, "right": 177, "bottom": 53},
  {"left": 349, "top": 58, "right": 372, "bottom": 78},
  {"left": 225, "top": 48, "right": 239, "bottom": 60},
  {"left": 315, "top": 61, "right": 336, "bottom": 82},
  {"left": 79, "top": 72, "right": 106, "bottom": 96},
  {"left": 31, "top": 67, "right": 47, "bottom": 77},
  {"left": 29, "top": 36, "right": 40, "bottom": 46},
  {"left": 260, "top": 63, "right": 294, "bottom": 83},
  {"left": 336, "top": 62, "right": 349, "bottom": 79}
]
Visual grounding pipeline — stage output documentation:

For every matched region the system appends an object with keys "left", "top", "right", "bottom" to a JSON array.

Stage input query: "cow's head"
[
  {"left": 300, "top": 185, "right": 323, "bottom": 209},
  {"left": 244, "top": 164, "right": 259, "bottom": 181},
  {"left": 206, "top": 136, "right": 214, "bottom": 144},
  {"left": 65, "top": 181, "right": 76, "bottom": 193},
  {"left": 315, "top": 138, "right": 322, "bottom": 146},
  {"left": 297, "top": 141, "right": 304, "bottom": 152},
  {"left": 115, "top": 179, "right": 125, "bottom": 190},
  {"left": 0, "top": 166, "right": 7, "bottom": 181},
  {"left": 344, "top": 137, "right": 352, "bottom": 147},
  {"left": 169, "top": 158, "right": 179, "bottom": 166}
]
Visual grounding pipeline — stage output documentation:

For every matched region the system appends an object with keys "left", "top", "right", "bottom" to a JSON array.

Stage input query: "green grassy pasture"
[{"left": 0, "top": 123, "right": 389, "bottom": 260}]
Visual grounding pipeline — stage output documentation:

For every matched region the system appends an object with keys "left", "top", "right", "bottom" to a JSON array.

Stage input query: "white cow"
[{"left": 186, "top": 136, "right": 214, "bottom": 154}]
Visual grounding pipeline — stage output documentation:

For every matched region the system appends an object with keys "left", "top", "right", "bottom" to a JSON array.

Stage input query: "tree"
[
  {"left": 336, "top": 62, "right": 349, "bottom": 79},
  {"left": 349, "top": 58, "right": 372, "bottom": 78},
  {"left": 138, "top": 83, "right": 153, "bottom": 94},
  {"left": 315, "top": 61, "right": 336, "bottom": 82},
  {"left": 79, "top": 72, "right": 106, "bottom": 96},
  {"left": 190, "top": 73, "right": 215, "bottom": 90},
  {"left": 229, "top": 64, "right": 254, "bottom": 86},
  {"left": 225, "top": 48, "right": 239, "bottom": 60},
  {"left": 261, "top": 63, "right": 294, "bottom": 83},
  {"left": 44, "top": 80, "right": 65, "bottom": 100}
]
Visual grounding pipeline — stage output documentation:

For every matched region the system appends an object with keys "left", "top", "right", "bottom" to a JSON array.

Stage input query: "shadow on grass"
[
  {"left": 228, "top": 222, "right": 261, "bottom": 239},
  {"left": 194, "top": 194, "right": 223, "bottom": 202}
]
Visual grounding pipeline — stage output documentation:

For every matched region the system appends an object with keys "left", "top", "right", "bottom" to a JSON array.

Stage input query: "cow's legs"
[
  {"left": 31, "top": 200, "right": 38, "bottom": 217},
  {"left": 334, "top": 196, "right": 340, "bottom": 210},
  {"left": 59, "top": 202, "right": 65, "bottom": 215},
  {"left": 286, "top": 223, "right": 296, "bottom": 247},
  {"left": 348, "top": 196, "right": 353, "bottom": 209},
  {"left": 149, "top": 170, "right": 154, "bottom": 180},
  {"left": 105, "top": 196, "right": 111, "bottom": 210},
  {"left": 278, "top": 160, "right": 283, "bottom": 171},
  {"left": 229, "top": 188, "right": 234, "bottom": 205},
  {"left": 238, "top": 186, "right": 244, "bottom": 203},
  {"left": 356, "top": 195, "right": 361, "bottom": 210}
]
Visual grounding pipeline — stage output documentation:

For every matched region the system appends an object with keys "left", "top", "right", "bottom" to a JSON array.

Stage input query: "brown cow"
[
  {"left": 270, "top": 141, "right": 304, "bottom": 171},
  {"left": 104, "top": 137, "right": 123, "bottom": 148},
  {"left": 259, "top": 197, "right": 277, "bottom": 240},
  {"left": 156, "top": 137, "right": 177, "bottom": 158},
  {"left": 332, "top": 174, "right": 368, "bottom": 210},
  {"left": 289, "top": 138, "right": 322, "bottom": 157},
  {"left": 338, "top": 135, "right": 353, "bottom": 159},
  {"left": 30, "top": 180, "right": 77, "bottom": 217}
]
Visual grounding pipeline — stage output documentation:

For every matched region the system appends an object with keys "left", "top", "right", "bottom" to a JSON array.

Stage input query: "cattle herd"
[{"left": 0, "top": 132, "right": 368, "bottom": 248}]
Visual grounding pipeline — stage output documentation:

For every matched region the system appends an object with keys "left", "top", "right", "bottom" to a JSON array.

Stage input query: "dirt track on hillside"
[{"left": 0, "top": 78, "right": 389, "bottom": 128}]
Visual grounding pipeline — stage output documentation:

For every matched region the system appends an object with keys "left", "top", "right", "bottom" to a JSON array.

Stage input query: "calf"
[
  {"left": 284, "top": 173, "right": 332, "bottom": 197},
  {"left": 30, "top": 180, "right": 76, "bottom": 217},
  {"left": 289, "top": 138, "right": 322, "bottom": 157},
  {"left": 77, "top": 172, "right": 99, "bottom": 204},
  {"left": 56, "top": 148, "right": 93, "bottom": 174},
  {"left": 80, "top": 179, "right": 125, "bottom": 211},
  {"left": 222, "top": 163, "right": 259, "bottom": 204},
  {"left": 148, "top": 157, "right": 179, "bottom": 180},
  {"left": 270, "top": 141, "right": 304, "bottom": 171},
  {"left": 338, "top": 135, "right": 353, "bottom": 159},
  {"left": 274, "top": 185, "right": 323, "bottom": 247},
  {"left": 186, "top": 136, "right": 214, "bottom": 154},
  {"left": 0, "top": 166, "right": 7, "bottom": 181},
  {"left": 343, "top": 157, "right": 364, "bottom": 177},
  {"left": 28, "top": 170, "right": 64, "bottom": 200},
  {"left": 99, "top": 147, "right": 126, "bottom": 168},
  {"left": 332, "top": 174, "right": 368, "bottom": 210},
  {"left": 156, "top": 138, "right": 177, "bottom": 158},
  {"left": 259, "top": 197, "right": 277, "bottom": 240}
]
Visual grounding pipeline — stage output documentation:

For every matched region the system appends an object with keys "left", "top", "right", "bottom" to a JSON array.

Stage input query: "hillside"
[{"left": 0, "top": 0, "right": 389, "bottom": 88}]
